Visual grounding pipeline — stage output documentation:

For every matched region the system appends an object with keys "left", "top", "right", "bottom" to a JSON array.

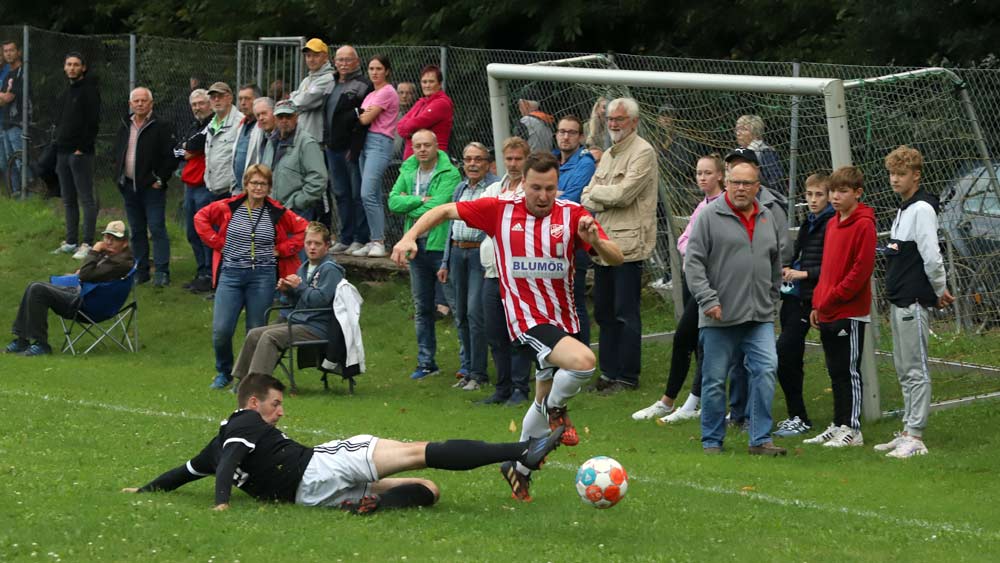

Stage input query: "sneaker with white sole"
[
  {"left": 72, "top": 243, "right": 92, "bottom": 259},
  {"left": 822, "top": 425, "right": 864, "bottom": 448},
  {"left": 803, "top": 423, "right": 839, "bottom": 444},
  {"left": 462, "top": 379, "right": 484, "bottom": 391},
  {"left": 52, "top": 241, "right": 78, "bottom": 254},
  {"left": 345, "top": 242, "right": 364, "bottom": 254},
  {"left": 773, "top": 416, "right": 813, "bottom": 437},
  {"left": 657, "top": 408, "right": 699, "bottom": 425},
  {"left": 330, "top": 242, "right": 350, "bottom": 254},
  {"left": 631, "top": 400, "right": 673, "bottom": 421},
  {"left": 874, "top": 432, "right": 907, "bottom": 452},
  {"left": 351, "top": 242, "right": 374, "bottom": 257},
  {"left": 366, "top": 241, "right": 388, "bottom": 257},
  {"left": 885, "top": 436, "right": 928, "bottom": 459}
]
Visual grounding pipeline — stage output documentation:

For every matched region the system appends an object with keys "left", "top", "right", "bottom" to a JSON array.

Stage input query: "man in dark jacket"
[
  {"left": 324, "top": 45, "right": 373, "bottom": 253},
  {"left": 176, "top": 88, "right": 215, "bottom": 293},
  {"left": 5, "top": 220, "right": 134, "bottom": 357},
  {"left": 53, "top": 52, "right": 101, "bottom": 260},
  {"left": 114, "top": 87, "right": 176, "bottom": 288}
]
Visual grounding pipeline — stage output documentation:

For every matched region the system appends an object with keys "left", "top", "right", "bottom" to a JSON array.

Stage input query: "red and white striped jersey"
[{"left": 457, "top": 196, "right": 608, "bottom": 339}]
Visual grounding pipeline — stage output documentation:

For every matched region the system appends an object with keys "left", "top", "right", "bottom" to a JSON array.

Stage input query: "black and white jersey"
[{"left": 139, "top": 409, "right": 313, "bottom": 505}]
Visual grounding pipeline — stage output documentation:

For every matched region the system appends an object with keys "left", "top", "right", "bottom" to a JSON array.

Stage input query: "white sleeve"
[{"left": 913, "top": 203, "right": 947, "bottom": 297}]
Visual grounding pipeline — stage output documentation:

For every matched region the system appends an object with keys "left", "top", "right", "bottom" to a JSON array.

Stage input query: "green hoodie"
[{"left": 388, "top": 150, "right": 461, "bottom": 252}]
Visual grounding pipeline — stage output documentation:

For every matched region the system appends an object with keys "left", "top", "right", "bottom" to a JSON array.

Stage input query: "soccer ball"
[{"left": 575, "top": 456, "right": 628, "bottom": 509}]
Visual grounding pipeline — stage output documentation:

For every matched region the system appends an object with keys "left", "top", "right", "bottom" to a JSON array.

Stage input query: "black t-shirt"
[{"left": 140, "top": 409, "right": 313, "bottom": 505}]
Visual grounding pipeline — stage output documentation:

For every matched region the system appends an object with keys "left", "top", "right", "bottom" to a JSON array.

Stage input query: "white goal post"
[{"left": 485, "top": 63, "right": 882, "bottom": 421}]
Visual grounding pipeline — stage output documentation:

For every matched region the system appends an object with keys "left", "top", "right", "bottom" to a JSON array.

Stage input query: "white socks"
[
  {"left": 516, "top": 400, "right": 550, "bottom": 475},
  {"left": 681, "top": 393, "right": 700, "bottom": 412},
  {"left": 547, "top": 368, "right": 596, "bottom": 409}
]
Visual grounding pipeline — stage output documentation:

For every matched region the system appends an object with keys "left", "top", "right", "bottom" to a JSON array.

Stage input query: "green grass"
[{"left": 2, "top": 196, "right": 1000, "bottom": 562}]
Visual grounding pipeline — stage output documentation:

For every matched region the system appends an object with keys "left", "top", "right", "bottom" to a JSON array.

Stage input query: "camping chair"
[
  {"left": 265, "top": 306, "right": 360, "bottom": 395},
  {"left": 56, "top": 265, "right": 138, "bottom": 355}
]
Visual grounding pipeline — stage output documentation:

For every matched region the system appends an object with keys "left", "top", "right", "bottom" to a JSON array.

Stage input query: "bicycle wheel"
[{"left": 5, "top": 149, "right": 47, "bottom": 198}]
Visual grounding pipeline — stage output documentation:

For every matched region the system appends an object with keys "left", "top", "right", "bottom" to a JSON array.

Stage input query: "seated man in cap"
[{"left": 5, "top": 220, "right": 135, "bottom": 356}]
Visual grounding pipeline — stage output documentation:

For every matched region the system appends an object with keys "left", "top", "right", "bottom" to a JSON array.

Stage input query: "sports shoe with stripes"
[
  {"left": 885, "top": 436, "right": 928, "bottom": 459},
  {"left": 773, "top": 416, "right": 812, "bottom": 437},
  {"left": 822, "top": 425, "right": 864, "bottom": 448},
  {"left": 546, "top": 403, "right": 579, "bottom": 446},
  {"left": 874, "top": 432, "right": 907, "bottom": 452},
  {"left": 803, "top": 423, "right": 839, "bottom": 444},
  {"left": 520, "top": 425, "right": 565, "bottom": 470},
  {"left": 500, "top": 461, "right": 532, "bottom": 502}
]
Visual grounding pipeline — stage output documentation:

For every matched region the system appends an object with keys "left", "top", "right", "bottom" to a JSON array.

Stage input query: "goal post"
[{"left": 486, "top": 63, "right": 883, "bottom": 421}]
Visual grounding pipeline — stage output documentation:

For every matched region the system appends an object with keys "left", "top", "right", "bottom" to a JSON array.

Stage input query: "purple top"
[
  {"left": 362, "top": 84, "right": 399, "bottom": 139},
  {"left": 677, "top": 193, "right": 722, "bottom": 256}
]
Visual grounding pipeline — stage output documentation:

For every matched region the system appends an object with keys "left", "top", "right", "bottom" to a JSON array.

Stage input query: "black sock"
[
  {"left": 378, "top": 483, "right": 437, "bottom": 510},
  {"left": 424, "top": 440, "right": 528, "bottom": 470}
]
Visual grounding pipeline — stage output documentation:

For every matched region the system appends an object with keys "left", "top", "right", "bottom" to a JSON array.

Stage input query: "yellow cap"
[{"left": 302, "top": 38, "right": 328, "bottom": 54}]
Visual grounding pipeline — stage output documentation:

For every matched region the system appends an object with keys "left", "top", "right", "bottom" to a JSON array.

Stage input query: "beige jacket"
[{"left": 581, "top": 131, "right": 658, "bottom": 265}]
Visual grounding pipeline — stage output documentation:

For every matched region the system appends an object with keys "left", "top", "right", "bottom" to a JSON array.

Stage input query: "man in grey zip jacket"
[
  {"left": 684, "top": 157, "right": 785, "bottom": 456},
  {"left": 290, "top": 38, "right": 335, "bottom": 143},
  {"left": 204, "top": 82, "right": 244, "bottom": 196}
]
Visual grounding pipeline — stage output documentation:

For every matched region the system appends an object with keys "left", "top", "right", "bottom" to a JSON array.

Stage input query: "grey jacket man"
[
  {"left": 290, "top": 61, "right": 335, "bottom": 143},
  {"left": 261, "top": 126, "right": 328, "bottom": 213},
  {"left": 684, "top": 195, "right": 782, "bottom": 328},
  {"left": 204, "top": 105, "right": 244, "bottom": 195}
]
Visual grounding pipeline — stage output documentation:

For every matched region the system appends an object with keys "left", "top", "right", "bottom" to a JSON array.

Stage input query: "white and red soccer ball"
[{"left": 575, "top": 456, "right": 628, "bottom": 509}]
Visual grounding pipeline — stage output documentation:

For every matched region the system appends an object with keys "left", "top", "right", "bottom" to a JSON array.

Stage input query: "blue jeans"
[
  {"left": 184, "top": 185, "right": 217, "bottom": 279},
  {"left": 483, "top": 277, "right": 531, "bottom": 397},
  {"left": 450, "top": 245, "right": 487, "bottom": 381},
  {"left": 409, "top": 239, "right": 442, "bottom": 369},
  {"left": 593, "top": 261, "right": 643, "bottom": 386},
  {"left": 573, "top": 247, "right": 591, "bottom": 346},
  {"left": 359, "top": 133, "right": 392, "bottom": 242},
  {"left": 212, "top": 265, "right": 277, "bottom": 376},
  {"left": 1, "top": 126, "right": 24, "bottom": 193},
  {"left": 120, "top": 182, "right": 170, "bottom": 276},
  {"left": 56, "top": 152, "right": 98, "bottom": 246},
  {"left": 699, "top": 322, "right": 777, "bottom": 449},
  {"left": 728, "top": 353, "right": 749, "bottom": 424},
  {"left": 327, "top": 148, "right": 368, "bottom": 245}
]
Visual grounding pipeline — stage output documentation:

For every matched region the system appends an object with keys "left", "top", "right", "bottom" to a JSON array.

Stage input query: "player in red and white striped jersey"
[{"left": 393, "top": 152, "right": 623, "bottom": 501}]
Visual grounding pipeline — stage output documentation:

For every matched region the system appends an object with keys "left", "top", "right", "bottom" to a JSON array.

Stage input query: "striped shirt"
[
  {"left": 223, "top": 205, "right": 277, "bottom": 269},
  {"left": 457, "top": 196, "right": 607, "bottom": 339}
]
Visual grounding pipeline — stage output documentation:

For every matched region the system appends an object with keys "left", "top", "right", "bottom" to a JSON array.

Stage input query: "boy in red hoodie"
[{"left": 804, "top": 166, "right": 876, "bottom": 448}]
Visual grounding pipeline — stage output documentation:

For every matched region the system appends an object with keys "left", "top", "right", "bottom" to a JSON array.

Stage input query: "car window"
[{"left": 962, "top": 170, "right": 1000, "bottom": 216}]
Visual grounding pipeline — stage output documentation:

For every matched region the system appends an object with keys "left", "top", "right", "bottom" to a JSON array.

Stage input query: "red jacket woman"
[{"left": 396, "top": 65, "right": 453, "bottom": 159}]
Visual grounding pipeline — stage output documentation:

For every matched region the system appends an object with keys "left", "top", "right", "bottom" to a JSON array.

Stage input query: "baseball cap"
[
  {"left": 207, "top": 82, "right": 232, "bottom": 96},
  {"left": 274, "top": 100, "right": 298, "bottom": 116},
  {"left": 724, "top": 147, "right": 760, "bottom": 166},
  {"left": 102, "top": 220, "right": 128, "bottom": 239},
  {"left": 302, "top": 38, "right": 328, "bottom": 54}
]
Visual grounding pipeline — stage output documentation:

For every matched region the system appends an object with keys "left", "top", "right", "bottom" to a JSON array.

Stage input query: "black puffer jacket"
[
  {"left": 793, "top": 204, "right": 835, "bottom": 302},
  {"left": 55, "top": 74, "right": 101, "bottom": 154}
]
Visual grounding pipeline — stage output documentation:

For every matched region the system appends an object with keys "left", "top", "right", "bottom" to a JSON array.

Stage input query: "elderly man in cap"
[
  {"left": 261, "top": 100, "right": 328, "bottom": 220},
  {"left": 204, "top": 81, "right": 244, "bottom": 197},
  {"left": 290, "top": 38, "right": 334, "bottom": 143},
  {"left": 5, "top": 220, "right": 134, "bottom": 357}
]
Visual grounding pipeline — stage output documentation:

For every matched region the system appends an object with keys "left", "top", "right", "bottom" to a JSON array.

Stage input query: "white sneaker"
[
  {"left": 351, "top": 242, "right": 373, "bottom": 257},
  {"left": 631, "top": 400, "right": 673, "bottom": 421},
  {"left": 345, "top": 242, "right": 364, "bottom": 254},
  {"left": 657, "top": 408, "right": 700, "bottom": 425},
  {"left": 330, "top": 242, "right": 350, "bottom": 254},
  {"left": 823, "top": 425, "right": 864, "bottom": 447},
  {"left": 803, "top": 423, "right": 839, "bottom": 444},
  {"left": 885, "top": 436, "right": 928, "bottom": 458},
  {"left": 366, "top": 241, "right": 388, "bottom": 258},
  {"left": 71, "top": 243, "right": 92, "bottom": 260},
  {"left": 52, "top": 241, "right": 78, "bottom": 255},
  {"left": 874, "top": 432, "right": 907, "bottom": 452}
]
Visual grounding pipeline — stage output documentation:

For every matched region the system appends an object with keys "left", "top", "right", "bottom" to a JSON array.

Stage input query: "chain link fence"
[{"left": 3, "top": 25, "right": 999, "bottom": 333}]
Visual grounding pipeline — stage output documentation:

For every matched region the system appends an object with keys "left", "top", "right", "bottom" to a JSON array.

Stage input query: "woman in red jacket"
[
  {"left": 195, "top": 164, "right": 307, "bottom": 390},
  {"left": 396, "top": 64, "right": 453, "bottom": 159}
]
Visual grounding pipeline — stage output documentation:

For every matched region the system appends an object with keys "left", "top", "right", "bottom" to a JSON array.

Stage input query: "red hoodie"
[{"left": 812, "top": 202, "right": 876, "bottom": 323}]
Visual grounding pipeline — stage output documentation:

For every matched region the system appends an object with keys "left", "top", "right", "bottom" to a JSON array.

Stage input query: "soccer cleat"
[
  {"left": 4, "top": 339, "right": 29, "bottom": 354},
  {"left": 72, "top": 243, "right": 92, "bottom": 260},
  {"left": 500, "top": 461, "right": 532, "bottom": 502},
  {"left": 773, "top": 416, "right": 813, "bottom": 437},
  {"left": 632, "top": 400, "right": 673, "bottom": 421},
  {"left": 520, "top": 426, "right": 565, "bottom": 470},
  {"left": 20, "top": 342, "right": 51, "bottom": 357},
  {"left": 886, "top": 436, "right": 929, "bottom": 459},
  {"left": 409, "top": 366, "right": 440, "bottom": 380},
  {"left": 209, "top": 373, "right": 233, "bottom": 389},
  {"left": 657, "top": 408, "right": 700, "bottom": 425},
  {"left": 546, "top": 402, "right": 579, "bottom": 446},
  {"left": 803, "top": 423, "right": 839, "bottom": 444},
  {"left": 822, "top": 425, "right": 864, "bottom": 448},
  {"left": 339, "top": 494, "right": 381, "bottom": 515},
  {"left": 874, "top": 432, "right": 907, "bottom": 452}
]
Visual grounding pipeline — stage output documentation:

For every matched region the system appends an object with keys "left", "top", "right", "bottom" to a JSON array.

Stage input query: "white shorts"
[{"left": 295, "top": 434, "right": 380, "bottom": 507}]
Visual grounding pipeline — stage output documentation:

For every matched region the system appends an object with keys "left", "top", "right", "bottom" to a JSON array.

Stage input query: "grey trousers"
[
  {"left": 889, "top": 303, "right": 932, "bottom": 437},
  {"left": 232, "top": 323, "right": 321, "bottom": 380}
]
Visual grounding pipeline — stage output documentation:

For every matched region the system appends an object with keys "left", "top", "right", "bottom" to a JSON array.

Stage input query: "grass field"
[{"left": 2, "top": 195, "right": 1000, "bottom": 562}]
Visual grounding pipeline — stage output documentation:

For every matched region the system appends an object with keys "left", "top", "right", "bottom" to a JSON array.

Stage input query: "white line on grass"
[{"left": 5, "top": 388, "right": 996, "bottom": 541}]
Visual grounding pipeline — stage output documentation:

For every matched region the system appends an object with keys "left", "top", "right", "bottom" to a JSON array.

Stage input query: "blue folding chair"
[{"left": 56, "top": 265, "right": 139, "bottom": 355}]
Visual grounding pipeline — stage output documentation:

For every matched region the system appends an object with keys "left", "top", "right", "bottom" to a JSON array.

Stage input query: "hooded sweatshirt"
[
  {"left": 884, "top": 188, "right": 947, "bottom": 308},
  {"left": 55, "top": 73, "right": 101, "bottom": 154},
  {"left": 812, "top": 202, "right": 876, "bottom": 323}
]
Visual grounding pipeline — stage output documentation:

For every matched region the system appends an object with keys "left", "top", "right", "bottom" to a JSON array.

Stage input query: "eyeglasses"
[
  {"left": 334, "top": 57, "right": 356, "bottom": 63},
  {"left": 463, "top": 156, "right": 488, "bottom": 163},
  {"left": 247, "top": 180, "right": 270, "bottom": 187},
  {"left": 726, "top": 179, "right": 759, "bottom": 188},
  {"left": 556, "top": 129, "right": 581, "bottom": 136}
]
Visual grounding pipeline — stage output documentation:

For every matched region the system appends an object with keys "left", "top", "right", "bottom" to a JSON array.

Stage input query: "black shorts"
[{"left": 515, "top": 324, "right": 571, "bottom": 381}]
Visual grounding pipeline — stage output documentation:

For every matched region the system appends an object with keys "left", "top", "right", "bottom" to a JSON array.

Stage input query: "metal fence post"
[
  {"left": 129, "top": 34, "right": 136, "bottom": 92},
  {"left": 20, "top": 25, "right": 29, "bottom": 201},
  {"left": 256, "top": 45, "right": 264, "bottom": 90},
  {"left": 236, "top": 40, "right": 243, "bottom": 90},
  {"left": 788, "top": 61, "right": 801, "bottom": 227},
  {"left": 439, "top": 45, "right": 449, "bottom": 90}
]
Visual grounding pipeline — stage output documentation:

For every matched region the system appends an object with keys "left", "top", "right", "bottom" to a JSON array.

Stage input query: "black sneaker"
[
  {"left": 499, "top": 461, "right": 532, "bottom": 502},
  {"left": 520, "top": 425, "right": 565, "bottom": 470},
  {"left": 189, "top": 276, "right": 213, "bottom": 294},
  {"left": 476, "top": 392, "right": 510, "bottom": 405},
  {"left": 4, "top": 339, "right": 29, "bottom": 354}
]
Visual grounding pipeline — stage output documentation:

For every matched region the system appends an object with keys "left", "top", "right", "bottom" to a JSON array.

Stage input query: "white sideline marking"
[{"left": 4, "top": 388, "right": 996, "bottom": 541}]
